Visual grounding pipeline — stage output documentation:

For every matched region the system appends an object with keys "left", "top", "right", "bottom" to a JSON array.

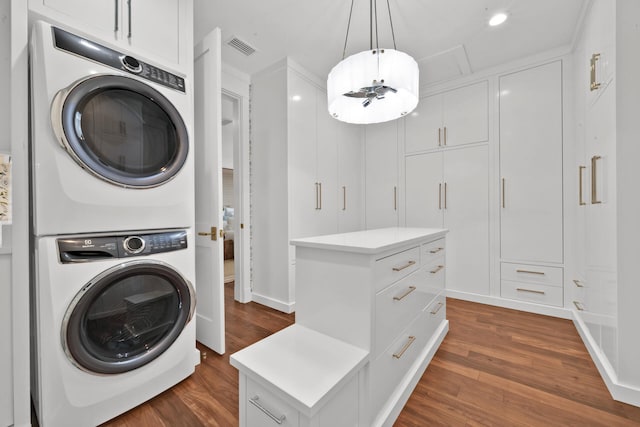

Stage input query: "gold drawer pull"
[
  {"left": 393, "top": 286, "right": 416, "bottom": 301},
  {"left": 591, "top": 155, "right": 602, "bottom": 204},
  {"left": 393, "top": 336, "right": 416, "bottom": 359},
  {"left": 249, "top": 395, "right": 286, "bottom": 425},
  {"left": 392, "top": 260, "right": 416, "bottom": 272},
  {"left": 429, "top": 247, "right": 444, "bottom": 254},
  {"left": 516, "top": 288, "right": 545, "bottom": 295},
  {"left": 573, "top": 301, "right": 585, "bottom": 311},
  {"left": 590, "top": 53, "right": 601, "bottom": 91},
  {"left": 573, "top": 279, "right": 584, "bottom": 288},
  {"left": 430, "top": 265, "right": 444, "bottom": 274},
  {"left": 579, "top": 165, "right": 586, "bottom": 206},
  {"left": 430, "top": 301, "right": 444, "bottom": 315},
  {"left": 516, "top": 269, "right": 545, "bottom": 275}
]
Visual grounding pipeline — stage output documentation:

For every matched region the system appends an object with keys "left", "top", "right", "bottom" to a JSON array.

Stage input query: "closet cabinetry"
[
  {"left": 28, "top": 0, "right": 191, "bottom": 69},
  {"left": 252, "top": 59, "right": 364, "bottom": 310},
  {"left": 405, "top": 81, "right": 488, "bottom": 153},
  {"left": 499, "top": 61, "right": 564, "bottom": 306},
  {"left": 405, "top": 145, "right": 489, "bottom": 295},
  {"left": 365, "top": 121, "right": 399, "bottom": 229}
]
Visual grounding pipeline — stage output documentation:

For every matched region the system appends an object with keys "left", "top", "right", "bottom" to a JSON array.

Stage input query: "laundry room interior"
[{"left": 2, "top": 0, "right": 640, "bottom": 426}]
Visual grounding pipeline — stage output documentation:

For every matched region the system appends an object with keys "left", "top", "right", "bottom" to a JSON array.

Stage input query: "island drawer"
[
  {"left": 374, "top": 246, "right": 421, "bottom": 292},
  {"left": 421, "top": 239, "right": 445, "bottom": 265},
  {"left": 245, "top": 378, "right": 300, "bottom": 427}
]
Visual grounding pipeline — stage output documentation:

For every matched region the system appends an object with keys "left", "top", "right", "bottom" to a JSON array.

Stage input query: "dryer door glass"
[
  {"left": 63, "top": 261, "right": 194, "bottom": 374},
  {"left": 55, "top": 75, "right": 189, "bottom": 188}
]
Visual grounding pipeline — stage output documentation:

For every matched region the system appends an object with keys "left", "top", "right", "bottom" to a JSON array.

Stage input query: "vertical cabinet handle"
[
  {"left": 443, "top": 126, "right": 447, "bottom": 146},
  {"left": 319, "top": 182, "right": 322, "bottom": 210},
  {"left": 578, "top": 166, "right": 586, "bottom": 206},
  {"left": 114, "top": 0, "right": 119, "bottom": 32},
  {"left": 249, "top": 396, "right": 286, "bottom": 425},
  {"left": 342, "top": 186, "right": 346, "bottom": 211},
  {"left": 438, "top": 183, "right": 442, "bottom": 210},
  {"left": 393, "top": 186, "right": 397, "bottom": 211},
  {"left": 438, "top": 128, "right": 441, "bottom": 147},
  {"left": 314, "top": 183, "right": 319, "bottom": 210},
  {"left": 591, "top": 155, "right": 602, "bottom": 204},
  {"left": 501, "top": 178, "right": 506, "bottom": 208},
  {"left": 590, "top": 53, "right": 601, "bottom": 91},
  {"left": 127, "top": 0, "right": 132, "bottom": 40},
  {"left": 443, "top": 182, "right": 447, "bottom": 209}
]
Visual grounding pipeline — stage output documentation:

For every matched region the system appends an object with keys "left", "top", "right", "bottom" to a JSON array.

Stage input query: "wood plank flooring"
[{"left": 99, "top": 285, "right": 640, "bottom": 426}]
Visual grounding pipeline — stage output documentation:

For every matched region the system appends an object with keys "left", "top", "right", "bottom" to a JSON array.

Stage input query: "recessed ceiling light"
[
  {"left": 291, "top": 95, "right": 302, "bottom": 102},
  {"left": 489, "top": 12, "right": 508, "bottom": 27}
]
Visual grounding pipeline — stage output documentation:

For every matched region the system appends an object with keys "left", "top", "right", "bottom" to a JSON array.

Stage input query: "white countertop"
[
  {"left": 290, "top": 227, "right": 448, "bottom": 254},
  {"left": 230, "top": 324, "right": 369, "bottom": 416}
]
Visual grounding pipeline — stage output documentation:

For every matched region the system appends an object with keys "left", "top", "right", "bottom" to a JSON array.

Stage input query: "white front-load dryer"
[
  {"left": 31, "top": 229, "right": 200, "bottom": 427},
  {"left": 30, "top": 21, "right": 194, "bottom": 236}
]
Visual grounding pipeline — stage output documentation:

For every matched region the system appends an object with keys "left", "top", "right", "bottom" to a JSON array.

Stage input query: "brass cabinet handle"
[
  {"left": 394, "top": 186, "right": 397, "bottom": 211},
  {"left": 249, "top": 396, "right": 286, "bottom": 425},
  {"left": 579, "top": 166, "right": 586, "bottom": 206},
  {"left": 444, "top": 182, "right": 447, "bottom": 209},
  {"left": 438, "top": 128, "right": 441, "bottom": 147},
  {"left": 429, "top": 247, "right": 444, "bottom": 254},
  {"left": 438, "top": 183, "right": 442, "bottom": 210},
  {"left": 114, "top": 0, "right": 119, "bottom": 32},
  {"left": 573, "top": 279, "right": 584, "bottom": 288},
  {"left": 573, "top": 301, "right": 585, "bottom": 311},
  {"left": 197, "top": 226, "right": 218, "bottom": 241},
  {"left": 590, "top": 53, "right": 601, "bottom": 91},
  {"left": 430, "top": 265, "right": 444, "bottom": 274},
  {"left": 591, "top": 155, "right": 602, "bottom": 204},
  {"left": 393, "top": 286, "right": 417, "bottom": 301},
  {"left": 516, "top": 269, "right": 545, "bottom": 275},
  {"left": 315, "top": 182, "right": 321, "bottom": 210},
  {"left": 392, "top": 260, "right": 416, "bottom": 272},
  {"left": 501, "top": 178, "right": 506, "bottom": 208},
  {"left": 516, "top": 288, "right": 546, "bottom": 295},
  {"left": 393, "top": 336, "right": 416, "bottom": 359},
  {"left": 342, "top": 186, "right": 346, "bottom": 211},
  {"left": 443, "top": 126, "right": 447, "bottom": 146},
  {"left": 430, "top": 301, "right": 444, "bottom": 315}
]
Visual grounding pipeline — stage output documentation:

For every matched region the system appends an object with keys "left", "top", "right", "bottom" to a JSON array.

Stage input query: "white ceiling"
[{"left": 194, "top": 0, "right": 586, "bottom": 87}]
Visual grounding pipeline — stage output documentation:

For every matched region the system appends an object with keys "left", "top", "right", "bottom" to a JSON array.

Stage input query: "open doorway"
[{"left": 221, "top": 67, "right": 251, "bottom": 303}]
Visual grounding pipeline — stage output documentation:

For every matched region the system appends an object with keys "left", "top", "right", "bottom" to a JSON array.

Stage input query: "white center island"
[{"left": 231, "top": 227, "right": 449, "bottom": 426}]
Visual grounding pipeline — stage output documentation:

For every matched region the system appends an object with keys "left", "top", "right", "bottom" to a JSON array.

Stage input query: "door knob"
[{"left": 198, "top": 226, "right": 218, "bottom": 241}]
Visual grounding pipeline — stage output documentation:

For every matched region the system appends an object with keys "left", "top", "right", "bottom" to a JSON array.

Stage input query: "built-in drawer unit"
[
  {"left": 246, "top": 378, "right": 299, "bottom": 427},
  {"left": 500, "top": 262, "right": 563, "bottom": 307},
  {"left": 421, "top": 238, "right": 445, "bottom": 265},
  {"left": 501, "top": 263, "right": 563, "bottom": 286},
  {"left": 501, "top": 280, "right": 563, "bottom": 307},
  {"left": 374, "top": 269, "right": 439, "bottom": 357},
  {"left": 374, "top": 246, "right": 421, "bottom": 292},
  {"left": 370, "top": 295, "right": 446, "bottom": 415}
]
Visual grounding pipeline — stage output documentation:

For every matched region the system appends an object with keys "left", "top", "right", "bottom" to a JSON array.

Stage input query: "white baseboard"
[
  {"left": 250, "top": 292, "right": 295, "bottom": 314},
  {"left": 374, "top": 320, "right": 450, "bottom": 427},
  {"left": 446, "top": 289, "right": 572, "bottom": 319},
  {"left": 572, "top": 310, "right": 640, "bottom": 407}
]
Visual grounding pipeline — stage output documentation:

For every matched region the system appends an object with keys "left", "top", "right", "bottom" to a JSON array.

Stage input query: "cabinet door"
[
  {"left": 442, "top": 81, "right": 489, "bottom": 147},
  {"left": 315, "top": 89, "right": 338, "bottom": 236},
  {"left": 288, "top": 71, "right": 318, "bottom": 239},
  {"left": 444, "top": 146, "right": 489, "bottom": 295},
  {"left": 129, "top": 0, "right": 181, "bottom": 65},
  {"left": 337, "top": 124, "right": 364, "bottom": 233},
  {"left": 405, "top": 152, "right": 443, "bottom": 228},
  {"left": 37, "top": 0, "right": 117, "bottom": 36},
  {"left": 584, "top": 0, "right": 615, "bottom": 105},
  {"left": 404, "top": 93, "right": 442, "bottom": 153},
  {"left": 365, "top": 121, "right": 399, "bottom": 229},
  {"left": 499, "top": 61, "right": 563, "bottom": 263}
]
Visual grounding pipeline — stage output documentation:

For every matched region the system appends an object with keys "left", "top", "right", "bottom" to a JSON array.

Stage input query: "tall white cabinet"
[
  {"left": 498, "top": 61, "right": 565, "bottom": 307},
  {"left": 251, "top": 59, "right": 364, "bottom": 311},
  {"left": 405, "top": 146, "right": 489, "bottom": 295},
  {"left": 365, "top": 121, "right": 399, "bottom": 229}
]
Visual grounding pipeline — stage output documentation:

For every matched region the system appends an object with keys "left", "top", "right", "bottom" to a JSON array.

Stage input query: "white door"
[
  {"left": 365, "top": 121, "right": 399, "bottom": 229},
  {"left": 442, "top": 81, "right": 489, "bottom": 147},
  {"left": 194, "top": 29, "right": 225, "bottom": 354},
  {"left": 404, "top": 152, "right": 443, "bottom": 227},
  {"left": 337, "top": 123, "right": 364, "bottom": 233}
]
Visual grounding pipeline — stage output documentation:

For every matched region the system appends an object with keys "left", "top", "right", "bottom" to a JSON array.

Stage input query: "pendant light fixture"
[{"left": 327, "top": 0, "right": 419, "bottom": 124}]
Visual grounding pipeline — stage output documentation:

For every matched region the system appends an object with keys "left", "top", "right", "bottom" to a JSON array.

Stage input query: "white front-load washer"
[
  {"left": 31, "top": 229, "right": 200, "bottom": 427},
  {"left": 30, "top": 21, "right": 194, "bottom": 236}
]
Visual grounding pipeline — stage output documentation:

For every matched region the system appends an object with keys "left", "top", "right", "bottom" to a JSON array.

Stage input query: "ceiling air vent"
[{"left": 226, "top": 36, "right": 256, "bottom": 56}]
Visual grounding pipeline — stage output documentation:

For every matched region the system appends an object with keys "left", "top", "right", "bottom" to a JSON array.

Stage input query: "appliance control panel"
[
  {"left": 52, "top": 26, "right": 186, "bottom": 93},
  {"left": 58, "top": 230, "right": 188, "bottom": 263}
]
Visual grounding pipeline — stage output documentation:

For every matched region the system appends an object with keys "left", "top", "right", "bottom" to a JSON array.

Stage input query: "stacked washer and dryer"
[{"left": 30, "top": 21, "right": 200, "bottom": 426}]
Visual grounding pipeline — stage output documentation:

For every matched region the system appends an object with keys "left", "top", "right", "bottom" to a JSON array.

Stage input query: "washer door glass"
[
  {"left": 56, "top": 75, "right": 188, "bottom": 188},
  {"left": 64, "top": 261, "right": 194, "bottom": 374}
]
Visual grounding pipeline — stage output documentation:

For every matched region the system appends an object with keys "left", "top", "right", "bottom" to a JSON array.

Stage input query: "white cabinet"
[
  {"left": 291, "top": 228, "right": 449, "bottom": 426},
  {"left": 581, "top": 0, "right": 615, "bottom": 106},
  {"left": 405, "top": 81, "right": 488, "bottom": 153},
  {"left": 28, "top": 0, "right": 191, "bottom": 69},
  {"left": 252, "top": 59, "right": 364, "bottom": 310},
  {"left": 499, "top": 61, "right": 563, "bottom": 265},
  {"left": 365, "top": 121, "right": 399, "bottom": 229},
  {"left": 405, "top": 145, "right": 489, "bottom": 296}
]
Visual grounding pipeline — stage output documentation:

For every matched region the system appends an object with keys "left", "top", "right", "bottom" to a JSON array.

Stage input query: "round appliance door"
[
  {"left": 52, "top": 75, "right": 189, "bottom": 188},
  {"left": 63, "top": 260, "right": 195, "bottom": 374}
]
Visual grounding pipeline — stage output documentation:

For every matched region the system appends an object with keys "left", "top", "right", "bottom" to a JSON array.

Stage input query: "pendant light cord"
[
  {"left": 387, "top": 0, "right": 397, "bottom": 50},
  {"left": 342, "top": 0, "right": 355, "bottom": 60},
  {"left": 374, "top": 0, "right": 379, "bottom": 51}
]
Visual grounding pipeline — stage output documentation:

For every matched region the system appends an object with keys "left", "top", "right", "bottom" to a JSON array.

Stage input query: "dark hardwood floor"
[{"left": 100, "top": 284, "right": 640, "bottom": 426}]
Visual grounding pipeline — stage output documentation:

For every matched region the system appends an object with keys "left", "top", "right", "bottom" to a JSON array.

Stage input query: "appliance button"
[
  {"left": 123, "top": 236, "right": 146, "bottom": 254},
  {"left": 121, "top": 55, "right": 143, "bottom": 74}
]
